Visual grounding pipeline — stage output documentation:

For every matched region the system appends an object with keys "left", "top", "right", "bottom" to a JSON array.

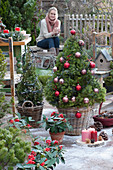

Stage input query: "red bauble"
[
  {"left": 75, "top": 112, "right": 81, "bottom": 118},
  {"left": 71, "top": 96, "right": 76, "bottom": 102},
  {"left": 64, "top": 61, "right": 70, "bottom": 69},
  {"left": 90, "top": 61, "right": 95, "bottom": 68},
  {"left": 75, "top": 52, "right": 81, "bottom": 58},
  {"left": 55, "top": 91, "right": 59, "bottom": 96},
  {"left": 54, "top": 77, "right": 58, "bottom": 83},
  {"left": 79, "top": 40, "right": 84, "bottom": 46},
  {"left": 63, "top": 96, "right": 69, "bottom": 103},
  {"left": 70, "top": 29, "right": 76, "bottom": 35},
  {"left": 59, "top": 78, "right": 64, "bottom": 84},
  {"left": 84, "top": 97, "right": 89, "bottom": 104},
  {"left": 76, "top": 84, "right": 81, "bottom": 91},
  {"left": 53, "top": 66, "right": 57, "bottom": 72},
  {"left": 81, "top": 69, "right": 87, "bottom": 75},
  {"left": 59, "top": 57, "right": 64, "bottom": 63},
  {"left": 94, "top": 88, "right": 99, "bottom": 93}
]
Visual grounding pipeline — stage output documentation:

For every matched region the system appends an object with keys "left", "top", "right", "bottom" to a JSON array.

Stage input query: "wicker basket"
[
  {"left": 16, "top": 101, "right": 43, "bottom": 128},
  {"left": 58, "top": 107, "right": 91, "bottom": 136}
]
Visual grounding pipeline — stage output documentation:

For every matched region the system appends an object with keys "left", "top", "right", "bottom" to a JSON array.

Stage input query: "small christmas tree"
[
  {"left": 44, "top": 30, "right": 106, "bottom": 109},
  {"left": 16, "top": 49, "right": 43, "bottom": 106}
]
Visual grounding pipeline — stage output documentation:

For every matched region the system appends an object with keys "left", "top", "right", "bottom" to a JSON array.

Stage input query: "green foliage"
[
  {"left": 0, "top": 49, "right": 12, "bottom": 119},
  {"left": 0, "top": 127, "right": 31, "bottom": 169},
  {"left": 38, "top": 111, "right": 72, "bottom": 134},
  {"left": 16, "top": 49, "right": 43, "bottom": 106},
  {"left": 36, "top": 68, "right": 53, "bottom": 87},
  {"left": 0, "top": 0, "right": 45, "bottom": 45},
  {"left": 44, "top": 35, "right": 106, "bottom": 108},
  {"left": 17, "top": 136, "right": 65, "bottom": 169},
  {"left": 104, "top": 69, "right": 113, "bottom": 86}
]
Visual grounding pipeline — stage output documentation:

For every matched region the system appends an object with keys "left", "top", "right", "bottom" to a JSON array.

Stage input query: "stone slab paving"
[{"left": 2, "top": 95, "right": 113, "bottom": 170}]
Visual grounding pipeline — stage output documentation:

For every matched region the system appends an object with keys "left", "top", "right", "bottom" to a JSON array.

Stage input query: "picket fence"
[{"left": 64, "top": 14, "right": 113, "bottom": 49}]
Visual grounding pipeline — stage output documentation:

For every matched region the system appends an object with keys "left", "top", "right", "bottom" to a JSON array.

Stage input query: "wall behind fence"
[{"left": 64, "top": 14, "right": 113, "bottom": 49}]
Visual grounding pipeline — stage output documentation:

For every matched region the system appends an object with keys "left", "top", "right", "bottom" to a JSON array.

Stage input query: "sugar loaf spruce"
[{"left": 44, "top": 30, "right": 106, "bottom": 109}]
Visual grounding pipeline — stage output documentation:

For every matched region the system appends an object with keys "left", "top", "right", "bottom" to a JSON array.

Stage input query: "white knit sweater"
[{"left": 36, "top": 18, "right": 61, "bottom": 43}]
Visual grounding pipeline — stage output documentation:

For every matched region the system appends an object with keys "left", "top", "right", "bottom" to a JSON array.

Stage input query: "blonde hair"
[{"left": 47, "top": 7, "right": 58, "bottom": 19}]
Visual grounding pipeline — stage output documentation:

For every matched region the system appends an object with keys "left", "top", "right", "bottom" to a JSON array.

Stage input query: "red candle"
[
  {"left": 3, "top": 29, "right": 9, "bottom": 33},
  {"left": 91, "top": 131, "right": 97, "bottom": 142},
  {"left": 15, "top": 27, "right": 21, "bottom": 31}
]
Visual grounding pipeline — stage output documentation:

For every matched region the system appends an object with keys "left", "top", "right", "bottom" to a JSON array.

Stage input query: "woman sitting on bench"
[{"left": 36, "top": 7, "right": 61, "bottom": 56}]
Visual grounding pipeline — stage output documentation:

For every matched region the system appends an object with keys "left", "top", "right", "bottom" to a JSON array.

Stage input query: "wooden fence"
[{"left": 64, "top": 14, "right": 113, "bottom": 49}]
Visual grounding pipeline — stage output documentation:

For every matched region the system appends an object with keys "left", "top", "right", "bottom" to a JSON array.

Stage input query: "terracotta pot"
[{"left": 49, "top": 131, "right": 65, "bottom": 144}]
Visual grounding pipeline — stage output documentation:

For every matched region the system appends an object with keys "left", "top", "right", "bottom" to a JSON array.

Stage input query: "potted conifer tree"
[
  {"left": 44, "top": 30, "right": 106, "bottom": 135},
  {"left": 16, "top": 49, "right": 43, "bottom": 127}
]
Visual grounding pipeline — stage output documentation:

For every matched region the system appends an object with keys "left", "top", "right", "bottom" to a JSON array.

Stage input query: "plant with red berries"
[
  {"left": 38, "top": 111, "right": 72, "bottom": 134},
  {"left": 17, "top": 137, "right": 65, "bottom": 170}
]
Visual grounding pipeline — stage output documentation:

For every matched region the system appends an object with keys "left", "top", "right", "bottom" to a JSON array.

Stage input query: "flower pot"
[
  {"left": 49, "top": 131, "right": 65, "bottom": 144},
  {"left": 16, "top": 100, "right": 43, "bottom": 128},
  {"left": 58, "top": 107, "right": 91, "bottom": 136},
  {"left": 93, "top": 115, "right": 113, "bottom": 127}
]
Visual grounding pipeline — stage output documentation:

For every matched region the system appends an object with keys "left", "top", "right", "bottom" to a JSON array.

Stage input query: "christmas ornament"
[
  {"left": 59, "top": 78, "right": 64, "bottom": 84},
  {"left": 81, "top": 69, "right": 86, "bottom": 75},
  {"left": 71, "top": 96, "right": 76, "bottom": 102},
  {"left": 84, "top": 97, "right": 89, "bottom": 104},
  {"left": 63, "top": 96, "right": 69, "bottom": 103},
  {"left": 94, "top": 88, "right": 99, "bottom": 93},
  {"left": 59, "top": 57, "right": 64, "bottom": 63},
  {"left": 75, "top": 52, "right": 81, "bottom": 58},
  {"left": 90, "top": 61, "right": 95, "bottom": 68},
  {"left": 91, "top": 70, "right": 95, "bottom": 75},
  {"left": 70, "top": 29, "right": 76, "bottom": 35},
  {"left": 64, "top": 61, "right": 70, "bottom": 69},
  {"left": 79, "top": 40, "right": 84, "bottom": 46},
  {"left": 55, "top": 91, "right": 60, "bottom": 96},
  {"left": 54, "top": 77, "right": 58, "bottom": 83},
  {"left": 75, "top": 112, "right": 81, "bottom": 118},
  {"left": 76, "top": 84, "right": 81, "bottom": 91},
  {"left": 53, "top": 66, "right": 57, "bottom": 72}
]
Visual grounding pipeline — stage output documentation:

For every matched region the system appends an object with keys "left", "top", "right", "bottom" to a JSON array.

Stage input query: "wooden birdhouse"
[
  {"left": 0, "top": 18, "right": 6, "bottom": 32},
  {"left": 95, "top": 49, "right": 113, "bottom": 71}
]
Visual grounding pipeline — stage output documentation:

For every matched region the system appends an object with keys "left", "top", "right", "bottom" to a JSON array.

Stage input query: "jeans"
[{"left": 37, "top": 37, "right": 60, "bottom": 49}]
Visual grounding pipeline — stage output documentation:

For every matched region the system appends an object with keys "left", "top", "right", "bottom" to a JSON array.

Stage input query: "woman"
[{"left": 36, "top": 7, "right": 61, "bottom": 56}]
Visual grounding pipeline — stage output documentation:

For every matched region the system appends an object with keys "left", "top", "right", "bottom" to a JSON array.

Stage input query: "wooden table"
[{"left": 0, "top": 37, "right": 31, "bottom": 57}]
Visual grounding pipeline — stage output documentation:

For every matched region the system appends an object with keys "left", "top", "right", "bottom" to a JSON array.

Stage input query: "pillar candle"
[
  {"left": 91, "top": 130, "right": 97, "bottom": 142},
  {"left": 82, "top": 129, "right": 90, "bottom": 142},
  {"left": 87, "top": 128, "right": 95, "bottom": 139}
]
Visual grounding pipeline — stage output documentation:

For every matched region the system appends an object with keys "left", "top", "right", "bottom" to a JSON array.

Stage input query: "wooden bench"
[{"left": 29, "top": 45, "right": 64, "bottom": 69}]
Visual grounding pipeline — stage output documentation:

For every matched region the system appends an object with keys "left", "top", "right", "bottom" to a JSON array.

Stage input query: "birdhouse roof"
[{"left": 96, "top": 49, "right": 113, "bottom": 61}]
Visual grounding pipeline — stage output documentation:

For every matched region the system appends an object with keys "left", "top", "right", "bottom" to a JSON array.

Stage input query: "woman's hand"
[{"left": 52, "top": 27, "right": 60, "bottom": 36}]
